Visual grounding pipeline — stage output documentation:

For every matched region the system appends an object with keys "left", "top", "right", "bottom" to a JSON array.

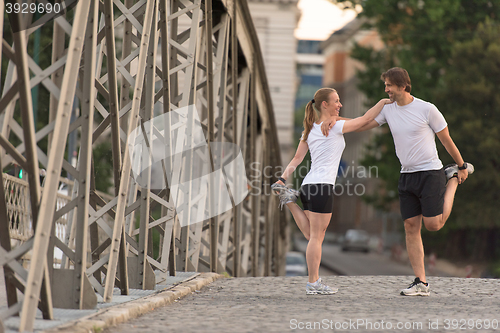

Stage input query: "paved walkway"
[
  {"left": 0, "top": 270, "right": 203, "bottom": 333},
  {"left": 104, "top": 275, "right": 500, "bottom": 333},
  {"left": 2, "top": 271, "right": 500, "bottom": 332}
]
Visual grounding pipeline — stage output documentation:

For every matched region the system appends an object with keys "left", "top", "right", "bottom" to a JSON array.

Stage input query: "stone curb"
[{"left": 43, "top": 273, "right": 224, "bottom": 333}]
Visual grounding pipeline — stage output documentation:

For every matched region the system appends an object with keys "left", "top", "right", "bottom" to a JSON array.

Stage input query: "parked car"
[
  {"left": 286, "top": 251, "right": 308, "bottom": 276},
  {"left": 341, "top": 229, "right": 370, "bottom": 253}
]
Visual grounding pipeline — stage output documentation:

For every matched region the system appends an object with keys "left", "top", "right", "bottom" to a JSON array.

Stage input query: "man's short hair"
[{"left": 381, "top": 67, "right": 411, "bottom": 93}]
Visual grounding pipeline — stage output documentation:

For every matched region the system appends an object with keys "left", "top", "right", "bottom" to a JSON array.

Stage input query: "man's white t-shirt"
[
  {"left": 374, "top": 97, "right": 447, "bottom": 173},
  {"left": 302, "top": 120, "right": 346, "bottom": 186}
]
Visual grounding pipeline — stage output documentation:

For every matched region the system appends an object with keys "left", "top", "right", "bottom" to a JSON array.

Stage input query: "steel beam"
[
  {"left": 205, "top": 0, "right": 219, "bottom": 274},
  {"left": 119, "top": 0, "right": 134, "bottom": 137},
  {"left": 103, "top": 0, "right": 123, "bottom": 197},
  {"left": 10, "top": 8, "right": 53, "bottom": 324},
  {"left": 70, "top": 0, "right": 98, "bottom": 309},
  {"left": 250, "top": 56, "right": 259, "bottom": 277},
  {"left": 103, "top": 0, "right": 157, "bottom": 302},
  {"left": 230, "top": 0, "right": 241, "bottom": 278},
  {"left": 134, "top": 0, "right": 159, "bottom": 290},
  {"left": 167, "top": 0, "right": 203, "bottom": 273},
  {"left": 19, "top": 0, "right": 92, "bottom": 329},
  {"left": 158, "top": 0, "right": 176, "bottom": 277}
]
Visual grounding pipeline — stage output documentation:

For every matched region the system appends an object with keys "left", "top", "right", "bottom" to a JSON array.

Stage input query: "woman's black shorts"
[{"left": 299, "top": 183, "right": 334, "bottom": 214}]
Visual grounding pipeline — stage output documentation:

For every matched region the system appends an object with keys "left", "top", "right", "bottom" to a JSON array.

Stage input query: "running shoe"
[
  {"left": 271, "top": 183, "right": 300, "bottom": 210},
  {"left": 444, "top": 162, "right": 474, "bottom": 181},
  {"left": 270, "top": 182, "right": 288, "bottom": 194},
  {"left": 400, "top": 277, "right": 430, "bottom": 296},
  {"left": 306, "top": 278, "right": 338, "bottom": 295}
]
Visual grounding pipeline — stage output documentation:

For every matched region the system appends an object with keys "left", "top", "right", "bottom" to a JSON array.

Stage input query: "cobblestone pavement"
[{"left": 104, "top": 275, "right": 500, "bottom": 333}]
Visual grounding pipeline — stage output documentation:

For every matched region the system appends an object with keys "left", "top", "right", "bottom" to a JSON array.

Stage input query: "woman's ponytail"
[
  {"left": 301, "top": 100, "right": 316, "bottom": 142},
  {"left": 301, "top": 88, "right": 336, "bottom": 142}
]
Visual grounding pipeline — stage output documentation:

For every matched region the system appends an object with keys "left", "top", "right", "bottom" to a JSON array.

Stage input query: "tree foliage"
[
  {"left": 435, "top": 18, "right": 500, "bottom": 229},
  {"left": 332, "top": 0, "right": 500, "bottom": 229}
]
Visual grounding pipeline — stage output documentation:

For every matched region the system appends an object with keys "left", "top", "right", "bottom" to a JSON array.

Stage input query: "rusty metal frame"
[{"left": 0, "top": 1, "right": 288, "bottom": 329}]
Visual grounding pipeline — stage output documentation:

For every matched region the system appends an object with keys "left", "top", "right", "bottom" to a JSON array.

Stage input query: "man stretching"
[{"left": 322, "top": 67, "right": 474, "bottom": 296}]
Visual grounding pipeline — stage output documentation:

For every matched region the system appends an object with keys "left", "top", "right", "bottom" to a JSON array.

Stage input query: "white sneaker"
[
  {"left": 400, "top": 277, "right": 430, "bottom": 296},
  {"left": 444, "top": 162, "right": 474, "bottom": 181},
  {"left": 306, "top": 278, "right": 338, "bottom": 295},
  {"left": 271, "top": 183, "right": 300, "bottom": 210}
]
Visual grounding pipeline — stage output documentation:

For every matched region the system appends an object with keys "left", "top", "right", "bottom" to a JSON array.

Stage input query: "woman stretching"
[{"left": 272, "top": 88, "right": 392, "bottom": 294}]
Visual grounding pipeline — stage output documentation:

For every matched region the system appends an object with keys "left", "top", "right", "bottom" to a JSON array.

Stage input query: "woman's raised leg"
[{"left": 286, "top": 202, "right": 310, "bottom": 240}]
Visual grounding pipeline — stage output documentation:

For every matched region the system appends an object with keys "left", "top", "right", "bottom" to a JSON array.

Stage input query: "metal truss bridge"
[{"left": 0, "top": 0, "right": 287, "bottom": 330}]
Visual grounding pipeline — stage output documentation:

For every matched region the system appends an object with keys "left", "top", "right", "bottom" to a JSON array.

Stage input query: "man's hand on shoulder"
[
  {"left": 381, "top": 98, "right": 394, "bottom": 105},
  {"left": 321, "top": 116, "right": 337, "bottom": 136}
]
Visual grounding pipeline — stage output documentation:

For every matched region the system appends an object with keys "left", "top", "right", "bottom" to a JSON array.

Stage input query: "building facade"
[
  {"left": 248, "top": 0, "right": 299, "bottom": 165},
  {"left": 295, "top": 40, "right": 324, "bottom": 111}
]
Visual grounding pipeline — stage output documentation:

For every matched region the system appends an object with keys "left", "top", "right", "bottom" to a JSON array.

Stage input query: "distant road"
[{"left": 294, "top": 238, "right": 415, "bottom": 276}]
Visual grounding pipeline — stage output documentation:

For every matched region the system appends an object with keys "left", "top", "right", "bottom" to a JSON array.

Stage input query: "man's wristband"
[
  {"left": 278, "top": 177, "right": 286, "bottom": 183},
  {"left": 458, "top": 162, "right": 467, "bottom": 170}
]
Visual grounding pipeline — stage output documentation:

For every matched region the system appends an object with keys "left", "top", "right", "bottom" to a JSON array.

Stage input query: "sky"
[{"left": 294, "top": 0, "right": 361, "bottom": 41}]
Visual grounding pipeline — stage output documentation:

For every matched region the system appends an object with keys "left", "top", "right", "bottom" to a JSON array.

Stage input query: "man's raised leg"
[{"left": 423, "top": 177, "right": 459, "bottom": 231}]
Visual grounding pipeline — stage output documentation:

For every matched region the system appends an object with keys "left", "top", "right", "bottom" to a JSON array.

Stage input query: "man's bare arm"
[
  {"left": 320, "top": 116, "right": 343, "bottom": 135},
  {"left": 436, "top": 126, "right": 468, "bottom": 184}
]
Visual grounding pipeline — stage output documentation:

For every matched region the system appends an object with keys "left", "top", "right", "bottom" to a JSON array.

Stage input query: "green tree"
[
  {"left": 421, "top": 19, "right": 500, "bottom": 261},
  {"left": 435, "top": 19, "right": 500, "bottom": 229}
]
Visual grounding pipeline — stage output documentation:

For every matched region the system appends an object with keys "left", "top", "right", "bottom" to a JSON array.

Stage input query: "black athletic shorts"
[
  {"left": 299, "top": 184, "right": 334, "bottom": 214},
  {"left": 398, "top": 169, "right": 446, "bottom": 220}
]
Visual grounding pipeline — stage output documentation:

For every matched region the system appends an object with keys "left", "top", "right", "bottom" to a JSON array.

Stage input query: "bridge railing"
[{"left": 3, "top": 174, "right": 31, "bottom": 242}]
